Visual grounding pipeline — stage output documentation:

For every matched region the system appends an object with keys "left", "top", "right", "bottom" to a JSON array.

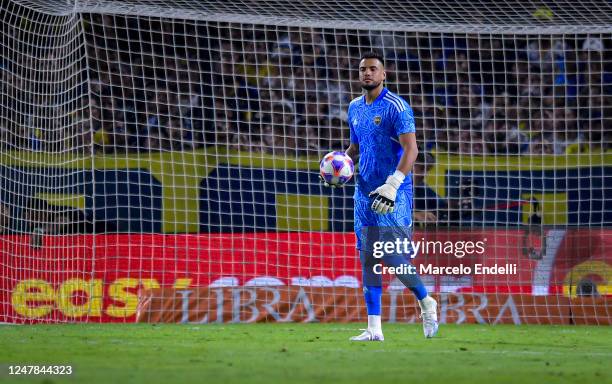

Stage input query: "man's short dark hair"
[{"left": 360, "top": 51, "right": 384, "bottom": 67}]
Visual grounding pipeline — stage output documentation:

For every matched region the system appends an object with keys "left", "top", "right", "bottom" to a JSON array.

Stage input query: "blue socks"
[
  {"left": 361, "top": 249, "right": 429, "bottom": 309},
  {"left": 363, "top": 285, "right": 382, "bottom": 315},
  {"left": 363, "top": 284, "right": 426, "bottom": 315},
  {"left": 410, "top": 283, "right": 428, "bottom": 301}
]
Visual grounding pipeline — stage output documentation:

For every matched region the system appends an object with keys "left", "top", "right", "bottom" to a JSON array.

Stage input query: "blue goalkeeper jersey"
[{"left": 348, "top": 87, "right": 416, "bottom": 200}]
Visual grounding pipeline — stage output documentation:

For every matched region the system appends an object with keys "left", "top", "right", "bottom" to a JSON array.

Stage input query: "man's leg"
[
  {"left": 378, "top": 195, "right": 439, "bottom": 338},
  {"left": 351, "top": 198, "right": 384, "bottom": 341},
  {"left": 358, "top": 247, "right": 383, "bottom": 340},
  {"left": 380, "top": 245, "right": 438, "bottom": 338}
]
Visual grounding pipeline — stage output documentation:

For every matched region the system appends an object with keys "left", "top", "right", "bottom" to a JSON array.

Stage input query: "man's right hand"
[
  {"left": 319, "top": 175, "right": 344, "bottom": 188},
  {"left": 414, "top": 211, "right": 437, "bottom": 224}
]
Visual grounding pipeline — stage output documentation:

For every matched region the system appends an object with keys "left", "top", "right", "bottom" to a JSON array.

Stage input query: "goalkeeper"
[{"left": 323, "top": 51, "right": 438, "bottom": 341}]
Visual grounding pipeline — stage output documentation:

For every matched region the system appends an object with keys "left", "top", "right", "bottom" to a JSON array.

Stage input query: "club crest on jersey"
[{"left": 373, "top": 115, "right": 382, "bottom": 125}]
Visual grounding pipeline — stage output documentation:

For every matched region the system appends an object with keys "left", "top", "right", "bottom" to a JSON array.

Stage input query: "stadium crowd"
[
  {"left": 1, "top": 14, "right": 611, "bottom": 234},
  {"left": 1, "top": 14, "right": 611, "bottom": 157}
]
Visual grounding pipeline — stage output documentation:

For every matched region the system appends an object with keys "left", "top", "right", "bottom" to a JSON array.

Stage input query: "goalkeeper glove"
[
  {"left": 319, "top": 175, "right": 344, "bottom": 188},
  {"left": 369, "top": 170, "right": 405, "bottom": 214}
]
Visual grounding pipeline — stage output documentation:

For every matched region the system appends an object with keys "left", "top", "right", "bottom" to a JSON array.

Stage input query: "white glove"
[
  {"left": 319, "top": 175, "right": 344, "bottom": 189},
  {"left": 369, "top": 171, "right": 405, "bottom": 214}
]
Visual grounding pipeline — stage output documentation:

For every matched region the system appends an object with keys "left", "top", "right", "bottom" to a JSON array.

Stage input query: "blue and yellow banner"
[{"left": 1, "top": 150, "right": 610, "bottom": 232}]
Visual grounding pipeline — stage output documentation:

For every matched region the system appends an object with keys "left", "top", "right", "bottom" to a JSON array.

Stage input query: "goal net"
[{"left": 1, "top": 0, "right": 610, "bottom": 324}]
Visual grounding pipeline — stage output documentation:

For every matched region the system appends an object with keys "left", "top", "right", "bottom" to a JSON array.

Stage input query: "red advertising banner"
[{"left": 1, "top": 229, "right": 610, "bottom": 323}]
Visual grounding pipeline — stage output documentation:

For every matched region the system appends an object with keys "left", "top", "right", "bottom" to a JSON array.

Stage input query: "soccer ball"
[{"left": 319, "top": 151, "right": 354, "bottom": 187}]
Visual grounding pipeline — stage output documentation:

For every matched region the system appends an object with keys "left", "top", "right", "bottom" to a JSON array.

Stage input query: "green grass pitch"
[{"left": 1, "top": 323, "right": 610, "bottom": 384}]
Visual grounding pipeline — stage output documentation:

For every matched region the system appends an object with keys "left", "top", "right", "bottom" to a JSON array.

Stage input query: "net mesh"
[{"left": 1, "top": 0, "right": 610, "bottom": 324}]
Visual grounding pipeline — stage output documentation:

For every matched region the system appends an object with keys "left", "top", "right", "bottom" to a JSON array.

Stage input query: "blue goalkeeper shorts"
[{"left": 353, "top": 190, "right": 413, "bottom": 250}]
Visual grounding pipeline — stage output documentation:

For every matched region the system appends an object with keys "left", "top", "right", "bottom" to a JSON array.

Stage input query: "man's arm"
[
  {"left": 345, "top": 142, "right": 359, "bottom": 162},
  {"left": 396, "top": 132, "right": 418, "bottom": 175},
  {"left": 369, "top": 133, "right": 418, "bottom": 214}
]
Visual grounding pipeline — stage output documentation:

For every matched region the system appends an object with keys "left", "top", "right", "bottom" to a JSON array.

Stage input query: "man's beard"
[{"left": 361, "top": 80, "right": 381, "bottom": 91}]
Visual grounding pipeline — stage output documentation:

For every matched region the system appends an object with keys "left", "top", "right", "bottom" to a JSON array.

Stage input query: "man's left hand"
[{"left": 369, "top": 172, "right": 404, "bottom": 214}]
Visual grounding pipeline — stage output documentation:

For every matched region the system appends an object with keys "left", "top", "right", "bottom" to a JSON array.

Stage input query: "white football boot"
[
  {"left": 418, "top": 296, "right": 439, "bottom": 338},
  {"left": 349, "top": 329, "right": 384, "bottom": 342}
]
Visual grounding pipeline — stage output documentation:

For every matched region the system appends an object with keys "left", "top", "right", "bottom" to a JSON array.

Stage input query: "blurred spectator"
[
  {"left": 0, "top": 202, "right": 11, "bottom": 234},
  {"left": 164, "top": 117, "right": 193, "bottom": 151},
  {"left": 412, "top": 153, "right": 450, "bottom": 226},
  {"left": 48, "top": 206, "right": 93, "bottom": 234},
  {"left": 21, "top": 197, "right": 51, "bottom": 248},
  {"left": 21, "top": 198, "right": 50, "bottom": 234},
  {"left": 528, "top": 137, "right": 555, "bottom": 155}
]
